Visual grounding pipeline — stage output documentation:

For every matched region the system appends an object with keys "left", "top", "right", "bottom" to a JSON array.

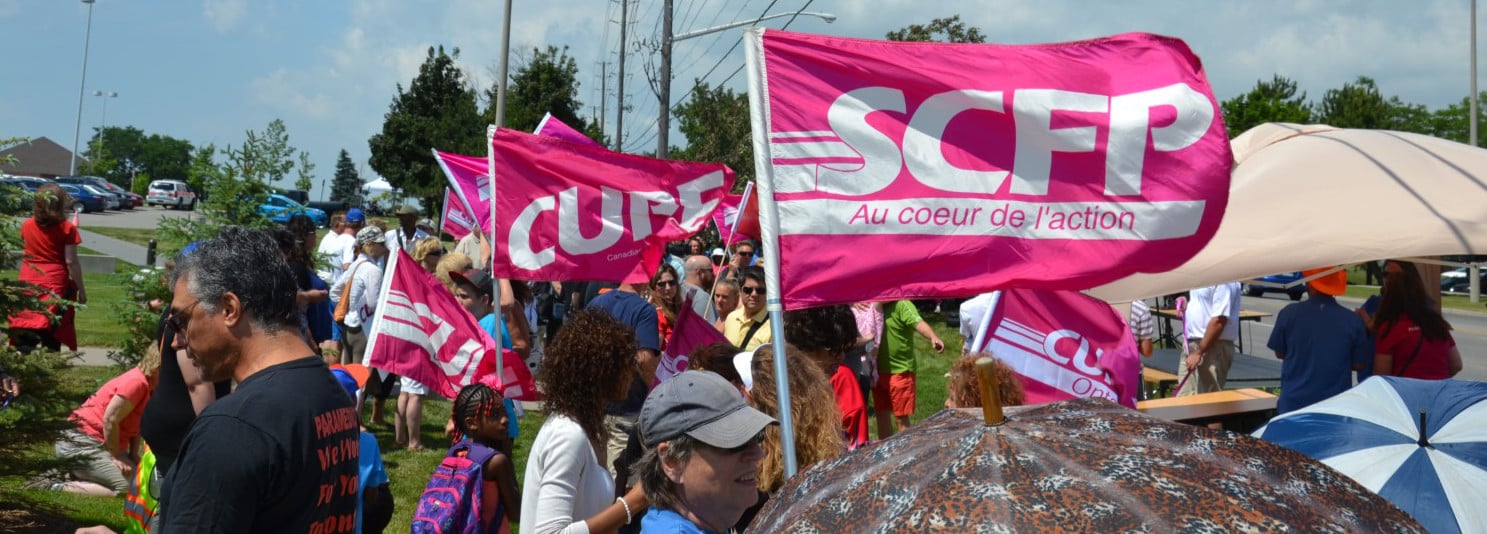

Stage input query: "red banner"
[
  {"left": 490, "top": 128, "right": 733, "bottom": 283},
  {"left": 365, "top": 249, "right": 538, "bottom": 400}
]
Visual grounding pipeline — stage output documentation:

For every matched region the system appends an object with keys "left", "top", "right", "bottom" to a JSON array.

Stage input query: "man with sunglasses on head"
[
  {"left": 724, "top": 267, "right": 772, "bottom": 351},
  {"left": 153, "top": 227, "right": 359, "bottom": 531},
  {"left": 717, "top": 240, "right": 757, "bottom": 285}
]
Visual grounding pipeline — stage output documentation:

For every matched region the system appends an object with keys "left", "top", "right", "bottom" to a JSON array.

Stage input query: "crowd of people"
[{"left": 3, "top": 184, "right": 1469, "bottom": 532}]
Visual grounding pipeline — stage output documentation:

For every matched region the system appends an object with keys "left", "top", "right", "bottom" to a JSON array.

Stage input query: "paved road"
[
  {"left": 1233, "top": 294, "right": 1487, "bottom": 382},
  {"left": 77, "top": 204, "right": 200, "bottom": 230}
]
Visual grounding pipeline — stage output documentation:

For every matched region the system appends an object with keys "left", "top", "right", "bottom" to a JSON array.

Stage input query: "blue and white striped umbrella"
[{"left": 1254, "top": 376, "right": 1487, "bottom": 534}]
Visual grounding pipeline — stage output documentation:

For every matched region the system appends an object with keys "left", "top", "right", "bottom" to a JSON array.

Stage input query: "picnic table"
[
  {"left": 1153, "top": 308, "right": 1272, "bottom": 352},
  {"left": 1142, "top": 347, "right": 1283, "bottom": 398},
  {"left": 1138, "top": 388, "right": 1278, "bottom": 432}
]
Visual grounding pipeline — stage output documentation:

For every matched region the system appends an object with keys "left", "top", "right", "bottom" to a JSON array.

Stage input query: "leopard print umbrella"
[{"left": 750, "top": 398, "right": 1423, "bottom": 533}]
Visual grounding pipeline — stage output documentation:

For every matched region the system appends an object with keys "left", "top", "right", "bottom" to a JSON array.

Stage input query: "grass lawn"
[
  {"left": 84, "top": 227, "right": 182, "bottom": 252},
  {"left": 0, "top": 269, "right": 131, "bottom": 349}
]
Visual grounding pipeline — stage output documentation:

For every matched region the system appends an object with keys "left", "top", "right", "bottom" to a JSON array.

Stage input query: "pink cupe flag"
[
  {"left": 973, "top": 288, "right": 1142, "bottom": 408},
  {"left": 364, "top": 249, "right": 539, "bottom": 400},
  {"left": 659, "top": 295, "right": 730, "bottom": 382},
  {"left": 489, "top": 127, "right": 733, "bottom": 283},
  {"left": 743, "top": 30, "right": 1232, "bottom": 308}
]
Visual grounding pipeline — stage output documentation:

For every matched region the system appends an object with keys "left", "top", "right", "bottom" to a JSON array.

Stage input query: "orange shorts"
[{"left": 871, "top": 371, "right": 916, "bottom": 417}]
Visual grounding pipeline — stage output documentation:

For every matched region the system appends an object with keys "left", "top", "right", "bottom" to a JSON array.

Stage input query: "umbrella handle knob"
[{"left": 975, "top": 357, "right": 1007, "bottom": 426}]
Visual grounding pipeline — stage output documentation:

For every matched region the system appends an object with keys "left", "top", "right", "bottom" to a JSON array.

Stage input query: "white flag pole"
[
  {"left": 487, "top": 125, "right": 503, "bottom": 380},
  {"left": 744, "top": 28, "right": 798, "bottom": 478},
  {"left": 969, "top": 291, "right": 1003, "bottom": 355}
]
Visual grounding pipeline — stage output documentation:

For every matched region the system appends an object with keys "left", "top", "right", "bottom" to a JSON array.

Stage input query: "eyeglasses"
[
  {"left": 655, "top": 280, "right": 677, "bottom": 288},
  {"left": 719, "top": 431, "right": 767, "bottom": 454},
  {"left": 736, "top": 249, "right": 755, "bottom": 257},
  {"left": 165, "top": 300, "right": 202, "bottom": 333},
  {"left": 741, "top": 286, "right": 764, "bottom": 295}
]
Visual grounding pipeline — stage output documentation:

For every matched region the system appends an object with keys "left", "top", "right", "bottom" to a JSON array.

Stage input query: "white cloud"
[{"left": 202, "top": 0, "right": 247, "bottom": 33}]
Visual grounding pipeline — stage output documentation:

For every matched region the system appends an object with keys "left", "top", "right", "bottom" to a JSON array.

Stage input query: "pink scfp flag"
[
  {"left": 365, "top": 249, "right": 538, "bottom": 400},
  {"left": 441, "top": 188, "right": 476, "bottom": 240},
  {"left": 491, "top": 128, "right": 734, "bottom": 283},
  {"left": 979, "top": 288, "right": 1141, "bottom": 408},
  {"left": 745, "top": 30, "right": 1232, "bottom": 308}
]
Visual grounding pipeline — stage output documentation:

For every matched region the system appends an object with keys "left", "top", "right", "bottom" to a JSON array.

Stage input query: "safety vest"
[{"left": 122, "top": 448, "right": 157, "bottom": 533}]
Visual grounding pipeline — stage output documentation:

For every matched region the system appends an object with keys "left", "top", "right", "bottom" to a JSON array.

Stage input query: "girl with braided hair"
[{"left": 449, "top": 383, "right": 522, "bottom": 532}]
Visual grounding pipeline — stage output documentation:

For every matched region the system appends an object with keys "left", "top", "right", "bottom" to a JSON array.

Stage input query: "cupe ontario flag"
[
  {"left": 364, "top": 249, "right": 538, "bottom": 400},
  {"left": 743, "top": 30, "right": 1232, "bottom": 308}
]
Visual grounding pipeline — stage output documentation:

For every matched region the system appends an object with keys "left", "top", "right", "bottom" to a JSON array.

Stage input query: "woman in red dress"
[{"left": 8, "top": 183, "right": 86, "bottom": 352}]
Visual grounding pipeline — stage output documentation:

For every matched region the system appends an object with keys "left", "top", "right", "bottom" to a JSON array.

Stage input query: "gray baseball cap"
[{"left": 639, "top": 370, "right": 776, "bottom": 449}]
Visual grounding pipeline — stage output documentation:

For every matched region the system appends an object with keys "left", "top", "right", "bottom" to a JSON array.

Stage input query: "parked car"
[
  {"left": 1244, "top": 272, "right": 1306, "bottom": 301},
  {"left": 146, "top": 179, "right": 196, "bottom": 210},
  {"left": 59, "top": 184, "right": 106, "bottom": 213},
  {"left": 95, "top": 181, "right": 135, "bottom": 210},
  {"left": 82, "top": 184, "right": 119, "bottom": 210},
  {"left": 1442, "top": 267, "right": 1487, "bottom": 294},
  {"left": 56, "top": 176, "right": 124, "bottom": 210},
  {"left": 2, "top": 175, "right": 49, "bottom": 192},
  {"left": 258, "top": 194, "right": 328, "bottom": 226},
  {"left": 124, "top": 191, "right": 144, "bottom": 208}
]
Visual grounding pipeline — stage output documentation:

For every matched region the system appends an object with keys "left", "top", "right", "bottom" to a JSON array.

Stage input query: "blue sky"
[{"left": 2, "top": 0, "right": 1478, "bottom": 201}]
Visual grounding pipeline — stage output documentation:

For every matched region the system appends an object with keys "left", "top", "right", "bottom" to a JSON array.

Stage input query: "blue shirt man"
[{"left": 1267, "top": 268, "right": 1371, "bottom": 414}]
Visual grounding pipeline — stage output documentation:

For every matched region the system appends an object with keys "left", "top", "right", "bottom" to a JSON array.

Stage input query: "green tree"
[
  {"left": 1315, "top": 76, "right": 1397, "bottom": 130},
  {"left": 672, "top": 80, "right": 753, "bottom": 189},
  {"left": 331, "top": 149, "right": 362, "bottom": 205},
  {"left": 295, "top": 151, "right": 315, "bottom": 192},
  {"left": 369, "top": 46, "right": 484, "bottom": 215},
  {"left": 83, "top": 126, "right": 193, "bottom": 189},
  {"left": 886, "top": 15, "right": 986, "bottom": 43},
  {"left": 495, "top": 45, "right": 591, "bottom": 135},
  {"left": 1427, "top": 93, "right": 1487, "bottom": 146},
  {"left": 1220, "top": 75, "right": 1313, "bottom": 138},
  {"left": 247, "top": 118, "right": 297, "bottom": 184},
  {"left": 0, "top": 136, "right": 93, "bottom": 482}
]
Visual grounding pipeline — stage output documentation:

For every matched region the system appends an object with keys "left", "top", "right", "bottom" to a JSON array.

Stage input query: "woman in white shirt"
[{"left": 522, "top": 309, "right": 648, "bottom": 534}]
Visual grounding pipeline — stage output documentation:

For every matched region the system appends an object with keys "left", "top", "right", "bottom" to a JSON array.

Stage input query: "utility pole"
[
  {"left": 615, "top": 0, "right": 628, "bottom": 150},
  {"left": 599, "top": 61, "right": 609, "bottom": 135},
  {"left": 494, "top": 0, "right": 513, "bottom": 128},
  {"left": 658, "top": 0, "right": 673, "bottom": 158}
]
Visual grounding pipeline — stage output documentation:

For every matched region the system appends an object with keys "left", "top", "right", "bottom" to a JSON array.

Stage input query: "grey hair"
[
  {"left": 637, "top": 434, "right": 700, "bottom": 512},
  {"left": 170, "top": 226, "right": 301, "bottom": 333}
]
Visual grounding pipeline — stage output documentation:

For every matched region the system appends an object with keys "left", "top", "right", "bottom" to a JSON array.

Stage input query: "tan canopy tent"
[{"left": 1089, "top": 123, "right": 1487, "bottom": 303}]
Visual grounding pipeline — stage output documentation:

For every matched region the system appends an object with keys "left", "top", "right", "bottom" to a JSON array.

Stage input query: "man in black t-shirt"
[{"left": 153, "top": 227, "right": 359, "bottom": 532}]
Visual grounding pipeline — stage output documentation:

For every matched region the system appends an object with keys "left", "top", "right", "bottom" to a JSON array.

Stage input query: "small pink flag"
[
  {"left": 365, "top": 249, "right": 539, "bottom": 400},
  {"left": 441, "top": 188, "right": 477, "bottom": 240},
  {"left": 975, "top": 288, "right": 1142, "bottom": 408},
  {"left": 660, "top": 295, "right": 730, "bottom": 382}
]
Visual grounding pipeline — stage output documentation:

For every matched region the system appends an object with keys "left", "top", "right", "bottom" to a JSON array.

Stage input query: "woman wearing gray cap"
[{"left": 635, "top": 370, "right": 778, "bottom": 533}]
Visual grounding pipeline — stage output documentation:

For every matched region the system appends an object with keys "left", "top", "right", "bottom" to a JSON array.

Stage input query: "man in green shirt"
[{"left": 873, "top": 300, "right": 945, "bottom": 438}]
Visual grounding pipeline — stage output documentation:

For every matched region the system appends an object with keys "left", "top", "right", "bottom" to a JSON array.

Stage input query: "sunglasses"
[
  {"left": 655, "top": 280, "right": 678, "bottom": 288},
  {"left": 741, "top": 286, "right": 764, "bottom": 295},
  {"left": 718, "top": 431, "right": 767, "bottom": 454},
  {"left": 165, "top": 300, "right": 202, "bottom": 333},
  {"left": 737, "top": 250, "right": 755, "bottom": 257}
]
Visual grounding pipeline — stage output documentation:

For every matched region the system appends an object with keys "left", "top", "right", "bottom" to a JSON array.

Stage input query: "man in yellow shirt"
[{"left": 724, "top": 267, "right": 771, "bottom": 351}]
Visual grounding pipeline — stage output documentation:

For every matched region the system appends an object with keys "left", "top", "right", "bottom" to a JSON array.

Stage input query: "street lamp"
[
  {"left": 657, "top": 6, "right": 835, "bottom": 157},
  {"left": 69, "top": 0, "right": 97, "bottom": 176},
  {"left": 92, "top": 90, "right": 117, "bottom": 157}
]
